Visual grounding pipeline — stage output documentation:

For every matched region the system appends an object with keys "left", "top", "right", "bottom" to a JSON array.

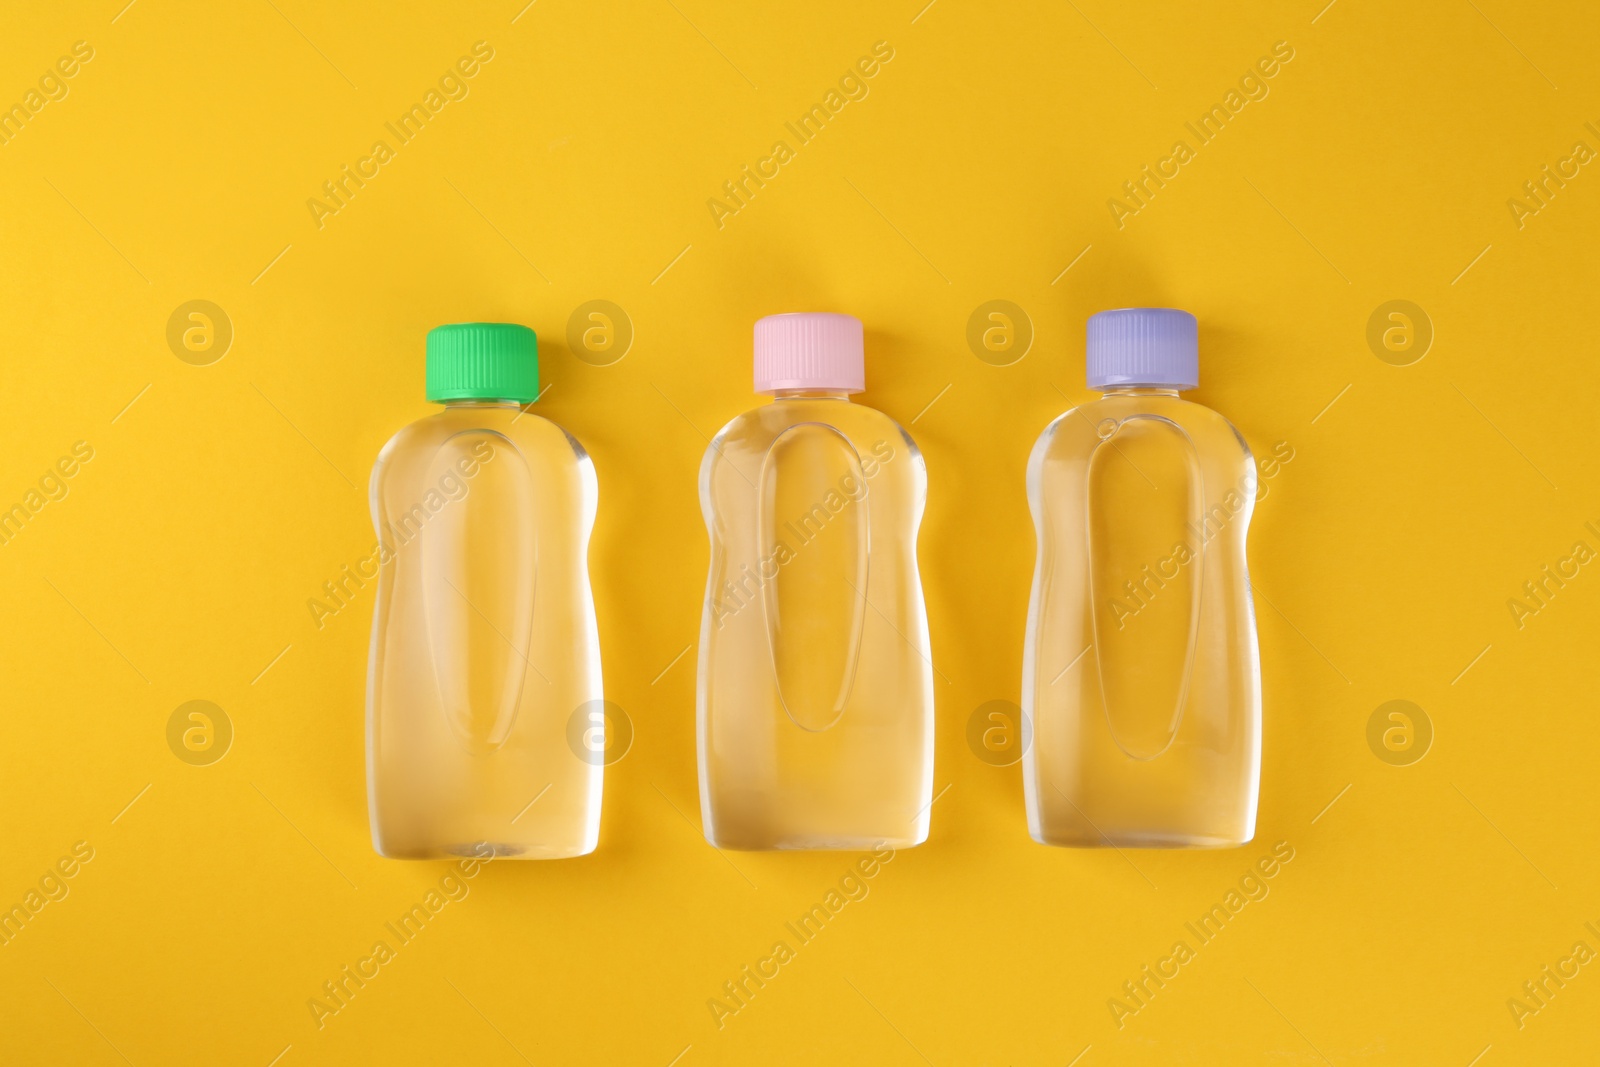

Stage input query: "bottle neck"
[
  {"left": 441, "top": 398, "right": 524, "bottom": 409},
  {"left": 768, "top": 389, "right": 853, "bottom": 401},
  {"left": 1101, "top": 385, "right": 1181, "bottom": 398}
]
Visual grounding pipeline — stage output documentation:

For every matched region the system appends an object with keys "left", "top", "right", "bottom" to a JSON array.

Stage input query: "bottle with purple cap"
[
  {"left": 696, "top": 313, "right": 934, "bottom": 850},
  {"left": 1022, "top": 308, "right": 1262, "bottom": 848}
]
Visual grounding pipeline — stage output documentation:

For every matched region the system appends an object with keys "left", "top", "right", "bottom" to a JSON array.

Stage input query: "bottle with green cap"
[{"left": 367, "top": 322, "right": 604, "bottom": 859}]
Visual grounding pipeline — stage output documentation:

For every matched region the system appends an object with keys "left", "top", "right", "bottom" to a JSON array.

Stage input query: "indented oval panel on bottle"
[
  {"left": 1085, "top": 414, "right": 1204, "bottom": 760},
  {"left": 419, "top": 430, "right": 536, "bottom": 753},
  {"left": 758, "top": 423, "right": 870, "bottom": 732}
]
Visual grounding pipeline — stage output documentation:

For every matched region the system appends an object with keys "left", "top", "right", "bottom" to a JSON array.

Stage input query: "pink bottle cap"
[{"left": 753, "top": 313, "right": 865, "bottom": 394}]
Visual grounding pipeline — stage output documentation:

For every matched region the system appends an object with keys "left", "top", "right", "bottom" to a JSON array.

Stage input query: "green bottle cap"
[{"left": 425, "top": 322, "right": 539, "bottom": 403}]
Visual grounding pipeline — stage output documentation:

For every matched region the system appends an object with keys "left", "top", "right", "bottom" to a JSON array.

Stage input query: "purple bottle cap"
[{"left": 1085, "top": 308, "right": 1198, "bottom": 390}]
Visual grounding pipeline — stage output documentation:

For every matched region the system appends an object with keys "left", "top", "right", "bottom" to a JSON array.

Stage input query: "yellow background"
[{"left": 2, "top": 0, "right": 1598, "bottom": 1063}]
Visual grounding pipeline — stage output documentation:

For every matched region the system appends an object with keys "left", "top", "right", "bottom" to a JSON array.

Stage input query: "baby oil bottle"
[
  {"left": 697, "top": 313, "right": 934, "bottom": 850},
  {"left": 1023, "top": 308, "right": 1261, "bottom": 847},
  {"left": 367, "top": 323, "right": 602, "bottom": 858}
]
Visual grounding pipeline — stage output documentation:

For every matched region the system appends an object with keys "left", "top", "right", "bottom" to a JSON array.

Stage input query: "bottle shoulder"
[
  {"left": 1032, "top": 395, "right": 1251, "bottom": 468},
  {"left": 706, "top": 400, "right": 921, "bottom": 469},
  {"left": 379, "top": 408, "right": 588, "bottom": 468},
  {"left": 373, "top": 407, "right": 594, "bottom": 510},
  {"left": 699, "top": 400, "right": 924, "bottom": 529}
]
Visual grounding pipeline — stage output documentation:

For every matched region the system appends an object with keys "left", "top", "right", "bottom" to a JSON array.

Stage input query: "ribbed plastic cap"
[
  {"left": 1086, "top": 308, "right": 1198, "bottom": 390},
  {"left": 753, "top": 313, "right": 865, "bottom": 394},
  {"left": 426, "top": 323, "right": 539, "bottom": 403}
]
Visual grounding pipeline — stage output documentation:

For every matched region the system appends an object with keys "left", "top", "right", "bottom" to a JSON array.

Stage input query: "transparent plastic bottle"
[
  {"left": 367, "top": 323, "right": 602, "bottom": 859},
  {"left": 1022, "top": 308, "right": 1261, "bottom": 848},
  {"left": 697, "top": 313, "right": 934, "bottom": 850}
]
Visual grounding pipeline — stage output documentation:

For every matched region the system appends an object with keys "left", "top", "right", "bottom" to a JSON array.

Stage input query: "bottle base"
[
  {"left": 374, "top": 839, "right": 597, "bottom": 860},
  {"left": 1030, "top": 829, "right": 1254, "bottom": 850},
  {"left": 706, "top": 833, "right": 926, "bottom": 853}
]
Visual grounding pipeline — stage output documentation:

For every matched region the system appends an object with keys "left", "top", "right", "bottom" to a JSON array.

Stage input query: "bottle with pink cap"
[
  {"left": 696, "top": 313, "right": 934, "bottom": 850},
  {"left": 1023, "top": 308, "right": 1262, "bottom": 848}
]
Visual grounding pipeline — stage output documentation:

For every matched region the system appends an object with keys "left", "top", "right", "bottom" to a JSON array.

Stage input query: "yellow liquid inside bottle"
[
  {"left": 1023, "top": 388, "right": 1261, "bottom": 847},
  {"left": 367, "top": 401, "right": 602, "bottom": 859},
  {"left": 697, "top": 392, "right": 934, "bottom": 850}
]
